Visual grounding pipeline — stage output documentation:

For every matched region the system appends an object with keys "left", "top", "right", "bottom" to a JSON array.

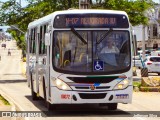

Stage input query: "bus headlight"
[
  {"left": 52, "top": 78, "right": 72, "bottom": 90},
  {"left": 113, "top": 79, "right": 130, "bottom": 90}
]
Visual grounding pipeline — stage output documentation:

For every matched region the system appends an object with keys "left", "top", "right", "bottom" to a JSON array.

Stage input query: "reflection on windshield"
[
  {"left": 53, "top": 30, "right": 130, "bottom": 74},
  {"left": 71, "top": 27, "right": 87, "bottom": 44},
  {"left": 97, "top": 28, "right": 113, "bottom": 44}
]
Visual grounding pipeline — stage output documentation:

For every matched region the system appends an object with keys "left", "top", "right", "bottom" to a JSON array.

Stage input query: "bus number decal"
[
  {"left": 61, "top": 94, "right": 70, "bottom": 99},
  {"left": 115, "top": 94, "right": 129, "bottom": 99}
]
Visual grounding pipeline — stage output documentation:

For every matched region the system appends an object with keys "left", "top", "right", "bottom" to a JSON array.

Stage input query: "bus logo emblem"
[{"left": 90, "top": 85, "right": 95, "bottom": 90}]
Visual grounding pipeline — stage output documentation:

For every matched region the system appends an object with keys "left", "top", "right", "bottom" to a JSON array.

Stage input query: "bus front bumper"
[{"left": 50, "top": 85, "right": 132, "bottom": 104}]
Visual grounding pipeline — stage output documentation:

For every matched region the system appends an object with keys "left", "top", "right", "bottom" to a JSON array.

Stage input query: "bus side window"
[
  {"left": 43, "top": 25, "right": 47, "bottom": 54},
  {"left": 30, "top": 29, "right": 33, "bottom": 53},
  {"left": 39, "top": 26, "right": 43, "bottom": 54},
  {"left": 29, "top": 31, "right": 32, "bottom": 53},
  {"left": 33, "top": 28, "right": 37, "bottom": 53},
  {"left": 39, "top": 24, "right": 47, "bottom": 55},
  {"left": 31, "top": 28, "right": 36, "bottom": 54}
]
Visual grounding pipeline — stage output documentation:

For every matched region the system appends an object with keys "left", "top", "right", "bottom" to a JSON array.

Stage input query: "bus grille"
[
  {"left": 67, "top": 76, "right": 118, "bottom": 83},
  {"left": 79, "top": 93, "right": 107, "bottom": 99},
  {"left": 75, "top": 86, "right": 110, "bottom": 90}
]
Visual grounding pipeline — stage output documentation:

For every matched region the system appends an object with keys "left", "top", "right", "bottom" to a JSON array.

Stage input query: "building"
[{"left": 133, "top": 4, "right": 160, "bottom": 50}]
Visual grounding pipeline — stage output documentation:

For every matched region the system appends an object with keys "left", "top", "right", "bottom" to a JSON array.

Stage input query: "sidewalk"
[
  {"left": 0, "top": 90, "right": 16, "bottom": 120},
  {"left": 0, "top": 54, "right": 25, "bottom": 119}
]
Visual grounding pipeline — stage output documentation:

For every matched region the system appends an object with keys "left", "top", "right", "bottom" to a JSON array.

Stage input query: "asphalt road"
[{"left": 0, "top": 40, "right": 160, "bottom": 120}]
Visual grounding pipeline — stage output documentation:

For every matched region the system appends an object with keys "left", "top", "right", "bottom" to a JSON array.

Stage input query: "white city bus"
[{"left": 26, "top": 9, "right": 133, "bottom": 110}]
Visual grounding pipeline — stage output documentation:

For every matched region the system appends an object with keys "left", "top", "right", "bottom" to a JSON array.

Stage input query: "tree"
[
  {"left": 0, "top": 0, "right": 26, "bottom": 50},
  {"left": 91, "top": 0, "right": 154, "bottom": 26},
  {"left": 0, "top": 0, "right": 154, "bottom": 53}
]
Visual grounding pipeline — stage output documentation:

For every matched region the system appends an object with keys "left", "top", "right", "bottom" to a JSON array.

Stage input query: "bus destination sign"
[
  {"left": 66, "top": 17, "right": 116, "bottom": 26},
  {"left": 54, "top": 14, "right": 129, "bottom": 28}
]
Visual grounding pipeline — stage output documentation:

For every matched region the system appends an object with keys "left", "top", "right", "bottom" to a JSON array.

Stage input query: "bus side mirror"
[{"left": 45, "top": 33, "right": 50, "bottom": 46}]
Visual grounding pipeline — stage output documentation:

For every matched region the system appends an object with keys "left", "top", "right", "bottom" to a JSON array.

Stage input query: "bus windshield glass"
[{"left": 53, "top": 30, "right": 131, "bottom": 75}]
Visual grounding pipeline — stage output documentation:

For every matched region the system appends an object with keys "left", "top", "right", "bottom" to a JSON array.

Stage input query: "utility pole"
[
  {"left": 142, "top": 25, "right": 146, "bottom": 60},
  {"left": 79, "top": 0, "right": 90, "bottom": 9}
]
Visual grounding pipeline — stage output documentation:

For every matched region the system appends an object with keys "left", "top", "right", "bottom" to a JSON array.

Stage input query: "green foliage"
[
  {"left": 23, "top": 57, "right": 26, "bottom": 62},
  {"left": 0, "top": 0, "right": 154, "bottom": 51},
  {"left": 91, "top": 0, "right": 154, "bottom": 26},
  {"left": 133, "top": 81, "right": 141, "bottom": 88},
  {"left": 143, "top": 87, "right": 150, "bottom": 92}
]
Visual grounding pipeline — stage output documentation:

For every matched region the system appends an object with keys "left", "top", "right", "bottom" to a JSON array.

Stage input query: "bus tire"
[
  {"left": 107, "top": 103, "right": 118, "bottom": 110},
  {"left": 43, "top": 79, "right": 54, "bottom": 111},
  {"left": 99, "top": 103, "right": 108, "bottom": 106},
  {"left": 30, "top": 74, "right": 39, "bottom": 100}
]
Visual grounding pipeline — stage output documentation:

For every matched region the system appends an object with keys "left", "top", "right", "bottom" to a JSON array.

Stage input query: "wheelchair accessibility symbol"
[{"left": 94, "top": 60, "right": 104, "bottom": 71}]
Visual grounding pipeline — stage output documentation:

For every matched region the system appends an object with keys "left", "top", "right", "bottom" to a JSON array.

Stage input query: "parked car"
[
  {"left": 133, "top": 55, "right": 146, "bottom": 69},
  {"left": 144, "top": 56, "right": 160, "bottom": 75}
]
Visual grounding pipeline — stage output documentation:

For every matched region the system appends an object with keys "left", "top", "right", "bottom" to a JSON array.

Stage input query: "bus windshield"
[{"left": 53, "top": 30, "right": 131, "bottom": 75}]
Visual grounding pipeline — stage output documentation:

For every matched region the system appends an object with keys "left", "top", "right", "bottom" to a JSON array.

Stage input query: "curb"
[
  {"left": 0, "top": 89, "right": 29, "bottom": 120},
  {"left": 133, "top": 76, "right": 142, "bottom": 81},
  {"left": 0, "top": 89, "right": 16, "bottom": 120},
  {"left": 140, "top": 87, "right": 160, "bottom": 92}
]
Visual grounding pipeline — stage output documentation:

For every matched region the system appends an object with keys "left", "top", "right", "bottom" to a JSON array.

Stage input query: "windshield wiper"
[
  {"left": 97, "top": 28, "right": 113, "bottom": 44},
  {"left": 71, "top": 27, "right": 87, "bottom": 44}
]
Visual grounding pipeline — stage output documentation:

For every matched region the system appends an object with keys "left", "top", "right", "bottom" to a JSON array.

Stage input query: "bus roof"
[{"left": 28, "top": 9, "right": 128, "bottom": 28}]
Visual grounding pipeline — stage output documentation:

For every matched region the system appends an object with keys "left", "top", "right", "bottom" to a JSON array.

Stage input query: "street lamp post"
[
  {"left": 9, "top": 25, "right": 26, "bottom": 58},
  {"left": 10, "top": 25, "right": 25, "bottom": 34},
  {"left": 142, "top": 25, "right": 146, "bottom": 60},
  {"left": 79, "top": 0, "right": 90, "bottom": 9}
]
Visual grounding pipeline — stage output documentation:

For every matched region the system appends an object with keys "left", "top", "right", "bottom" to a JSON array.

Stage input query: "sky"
[
  {"left": 153, "top": 0, "right": 160, "bottom": 3},
  {"left": 0, "top": 0, "right": 28, "bottom": 7}
]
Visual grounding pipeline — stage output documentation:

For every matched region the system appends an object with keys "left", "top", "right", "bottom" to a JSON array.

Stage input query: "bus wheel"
[
  {"left": 99, "top": 103, "right": 108, "bottom": 106},
  {"left": 30, "top": 74, "right": 39, "bottom": 100},
  {"left": 107, "top": 103, "right": 118, "bottom": 110}
]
